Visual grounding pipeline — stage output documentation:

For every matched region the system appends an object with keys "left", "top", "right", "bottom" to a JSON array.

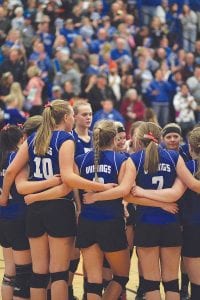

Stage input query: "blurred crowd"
[{"left": 0, "top": 0, "right": 200, "bottom": 138}]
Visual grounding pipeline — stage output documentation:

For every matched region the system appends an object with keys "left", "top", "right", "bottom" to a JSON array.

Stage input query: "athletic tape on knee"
[
  {"left": 113, "top": 275, "right": 129, "bottom": 290},
  {"left": 51, "top": 270, "right": 68, "bottom": 283},
  {"left": 143, "top": 279, "right": 160, "bottom": 293},
  {"left": 87, "top": 282, "right": 103, "bottom": 296},
  {"left": 69, "top": 258, "right": 80, "bottom": 273},
  {"left": 162, "top": 279, "right": 179, "bottom": 293},
  {"left": 14, "top": 264, "right": 32, "bottom": 298},
  {"left": 191, "top": 283, "right": 200, "bottom": 300},
  {"left": 103, "top": 257, "right": 110, "bottom": 268},
  {"left": 2, "top": 274, "right": 15, "bottom": 287},
  {"left": 30, "top": 272, "right": 50, "bottom": 289}
]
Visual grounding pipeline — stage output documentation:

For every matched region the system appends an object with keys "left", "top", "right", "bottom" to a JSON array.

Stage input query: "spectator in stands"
[
  {"left": 91, "top": 98, "right": 124, "bottom": 129},
  {"left": 24, "top": 65, "right": 44, "bottom": 116},
  {"left": 62, "top": 81, "right": 75, "bottom": 102},
  {"left": 60, "top": 59, "right": 81, "bottom": 96},
  {"left": 0, "top": 6, "right": 11, "bottom": 46},
  {"left": 0, "top": 48, "right": 26, "bottom": 88},
  {"left": 147, "top": 68, "right": 172, "bottom": 127},
  {"left": 187, "top": 66, "right": 200, "bottom": 121},
  {"left": 71, "top": 35, "right": 89, "bottom": 73},
  {"left": 120, "top": 88, "right": 145, "bottom": 135},
  {"left": 181, "top": 4, "right": 198, "bottom": 52},
  {"left": 9, "top": 82, "right": 24, "bottom": 110},
  {"left": 86, "top": 73, "right": 116, "bottom": 112},
  {"left": 51, "top": 85, "right": 62, "bottom": 101},
  {"left": 173, "top": 83, "right": 197, "bottom": 138}
]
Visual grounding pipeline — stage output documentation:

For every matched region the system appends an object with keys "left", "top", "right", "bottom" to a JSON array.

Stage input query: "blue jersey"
[
  {"left": 180, "top": 160, "right": 200, "bottom": 225},
  {"left": 160, "top": 142, "right": 191, "bottom": 162},
  {"left": 0, "top": 152, "right": 26, "bottom": 220},
  {"left": 27, "top": 130, "right": 74, "bottom": 199},
  {"left": 75, "top": 150, "right": 127, "bottom": 221},
  {"left": 71, "top": 129, "right": 92, "bottom": 157},
  {"left": 131, "top": 148, "right": 179, "bottom": 225}
]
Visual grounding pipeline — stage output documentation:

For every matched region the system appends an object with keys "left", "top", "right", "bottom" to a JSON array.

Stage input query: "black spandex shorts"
[
  {"left": 0, "top": 218, "right": 30, "bottom": 250},
  {"left": 134, "top": 222, "right": 182, "bottom": 247},
  {"left": 26, "top": 199, "right": 77, "bottom": 238},
  {"left": 76, "top": 216, "right": 128, "bottom": 252},
  {"left": 182, "top": 224, "right": 200, "bottom": 257}
]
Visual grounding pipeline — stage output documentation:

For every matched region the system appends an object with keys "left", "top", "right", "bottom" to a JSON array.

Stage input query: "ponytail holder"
[
  {"left": 44, "top": 102, "right": 52, "bottom": 109},
  {"left": 17, "top": 123, "right": 23, "bottom": 129},
  {"left": 143, "top": 131, "right": 158, "bottom": 143}
]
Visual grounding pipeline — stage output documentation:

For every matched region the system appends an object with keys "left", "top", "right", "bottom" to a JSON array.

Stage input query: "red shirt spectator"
[{"left": 120, "top": 88, "right": 145, "bottom": 136}]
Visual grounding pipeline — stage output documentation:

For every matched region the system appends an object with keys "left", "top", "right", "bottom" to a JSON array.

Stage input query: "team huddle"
[{"left": 0, "top": 99, "right": 200, "bottom": 300}]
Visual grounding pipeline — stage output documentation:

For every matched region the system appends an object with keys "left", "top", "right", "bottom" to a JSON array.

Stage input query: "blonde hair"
[
  {"left": 73, "top": 100, "right": 91, "bottom": 115},
  {"left": 10, "top": 82, "right": 24, "bottom": 109},
  {"left": 23, "top": 115, "right": 43, "bottom": 137},
  {"left": 27, "top": 65, "right": 40, "bottom": 78},
  {"left": 93, "top": 120, "right": 116, "bottom": 181},
  {"left": 136, "top": 122, "right": 162, "bottom": 173},
  {"left": 4, "top": 94, "right": 15, "bottom": 105},
  {"left": 34, "top": 100, "right": 72, "bottom": 155},
  {"left": 189, "top": 128, "right": 200, "bottom": 179}
]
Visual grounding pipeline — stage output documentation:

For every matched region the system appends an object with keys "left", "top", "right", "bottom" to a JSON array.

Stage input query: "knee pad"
[
  {"left": 69, "top": 258, "right": 80, "bottom": 273},
  {"left": 103, "top": 257, "right": 110, "bottom": 268},
  {"left": 30, "top": 272, "right": 50, "bottom": 289},
  {"left": 143, "top": 279, "right": 160, "bottom": 293},
  {"left": 162, "top": 279, "right": 179, "bottom": 293},
  {"left": 2, "top": 274, "right": 15, "bottom": 287},
  {"left": 113, "top": 275, "right": 129, "bottom": 290},
  {"left": 14, "top": 264, "right": 32, "bottom": 298},
  {"left": 87, "top": 282, "right": 103, "bottom": 296},
  {"left": 191, "top": 283, "right": 200, "bottom": 300},
  {"left": 51, "top": 270, "right": 68, "bottom": 283}
]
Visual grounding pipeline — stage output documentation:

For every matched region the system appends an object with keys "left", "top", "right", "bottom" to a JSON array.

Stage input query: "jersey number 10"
[{"left": 34, "top": 157, "right": 54, "bottom": 179}]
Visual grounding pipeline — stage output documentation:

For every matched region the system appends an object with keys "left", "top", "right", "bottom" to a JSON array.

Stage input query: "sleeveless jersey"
[
  {"left": 27, "top": 130, "right": 74, "bottom": 199},
  {"left": 71, "top": 129, "right": 92, "bottom": 157},
  {"left": 75, "top": 150, "right": 127, "bottom": 221},
  {"left": 130, "top": 147, "right": 179, "bottom": 225},
  {"left": 0, "top": 152, "right": 26, "bottom": 220},
  {"left": 180, "top": 160, "right": 200, "bottom": 225}
]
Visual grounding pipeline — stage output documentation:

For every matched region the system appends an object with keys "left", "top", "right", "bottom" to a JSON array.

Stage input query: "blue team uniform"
[
  {"left": 26, "top": 130, "right": 76, "bottom": 238},
  {"left": 181, "top": 160, "right": 200, "bottom": 226},
  {"left": 75, "top": 149, "right": 129, "bottom": 251},
  {"left": 0, "top": 152, "right": 26, "bottom": 220},
  {"left": 76, "top": 150, "right": 127, "bottom": 221},
  {"left": 130, "top": 147, "right": 182, "bottom": 248},
  {"left": 0, "top": 151, "right": 29, "bottom": 250},
  {"left": 181, "top": 160, "right": 200, "bottom": 257},
  {"left": 131, "top": 147, "right": 179, "bottom": 225},
  {"left": 71, "top": 129, "right": 92, "bottom": 157}
]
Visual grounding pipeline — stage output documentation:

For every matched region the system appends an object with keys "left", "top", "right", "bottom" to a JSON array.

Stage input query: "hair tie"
[
  {"left": 44, "top": 102, "right": 52, "bottom": 109},
  {"left": 17, "top": 123, "right": 23, "bottom": 129},
  {"left": 143, "top": 131, "right": 158, "bottom": 143}
]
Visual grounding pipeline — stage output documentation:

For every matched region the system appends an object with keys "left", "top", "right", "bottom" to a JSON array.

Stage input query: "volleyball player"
[
  {"left": 162, "top": 123, "right": 190, "bottom": 299},
  {"left": 0, "top": 100, "right": 114, "bottom": 300},
  {"left": 70, "top": 100, "right": 93, "bottom": 300},
  {"left": 84, "top": 122, "right": 200, "bottom": 300},
  {"left": 0, "top": 126, "right": 31, "bottom": 300},
  {"left": 75, "top": 120, "right": 134, "bottom": 300}
]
